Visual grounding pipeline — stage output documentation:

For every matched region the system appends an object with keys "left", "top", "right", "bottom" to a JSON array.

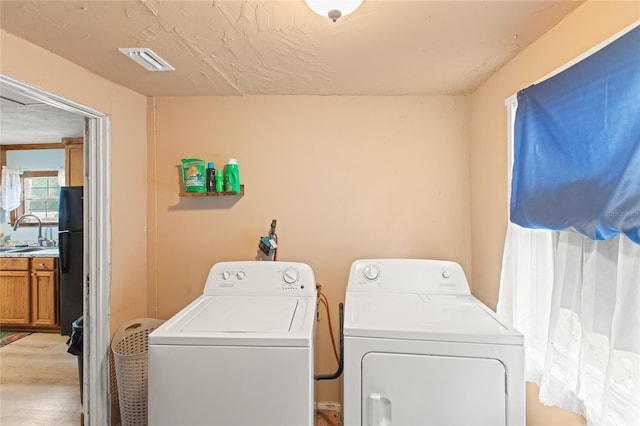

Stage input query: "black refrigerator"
[{"left": 58, "top": 186, "right": 83, "bottom": 336}]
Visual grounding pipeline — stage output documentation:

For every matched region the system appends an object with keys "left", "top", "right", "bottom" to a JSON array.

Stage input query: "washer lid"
[
  {"left": 149, "top": 295, "right": 316, "bottom": 347},
  {"left": 344, "top": 293, "right": 523, "bottom": 345},
  {"left": 183, "top": 297, "right": 297, "bottom": 333}
]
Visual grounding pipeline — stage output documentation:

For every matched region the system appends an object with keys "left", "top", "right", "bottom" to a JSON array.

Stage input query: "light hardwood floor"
[
  {"left": 0, "top": 333, "right": 82, "bottom": 426},
  {"left": 1, "top": 333, "right": 341, "bottom": 426}
]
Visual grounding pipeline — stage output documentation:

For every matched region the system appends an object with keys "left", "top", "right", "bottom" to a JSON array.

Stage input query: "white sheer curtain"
[
  {"left": 57, "top": 166, "right": 66, "bottom": 187},
  {"left": 500, "top": 32, "right": 640, "bottom": 420},
  {"left": 0, "top": 166, "right": 21, "bottom": 212},
  {"left": 499, "top": 213, "right": 640, "bottom": 426}
]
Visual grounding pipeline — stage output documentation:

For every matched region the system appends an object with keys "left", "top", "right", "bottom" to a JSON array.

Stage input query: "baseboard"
[{"left": 315, "top": 401, "right": 342, "bottom": 412}]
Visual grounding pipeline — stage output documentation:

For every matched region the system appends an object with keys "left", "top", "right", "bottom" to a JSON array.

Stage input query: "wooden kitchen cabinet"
[
  {"left": 64, "top": 137, "right": 84, "bottom": 186},
  {"left": 0, "top": 258, "right": 31, "bottom": 325},
  {"left": 0, "top": 257, "right": 59, "bottom": 331},
  {"left": 31, "top": 258, "right": 58, "bottom": 327}
]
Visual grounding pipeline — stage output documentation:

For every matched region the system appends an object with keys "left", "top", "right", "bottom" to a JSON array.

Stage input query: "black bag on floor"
[{"left": 67, "top": 316, "right": 83, "bottom": 356}]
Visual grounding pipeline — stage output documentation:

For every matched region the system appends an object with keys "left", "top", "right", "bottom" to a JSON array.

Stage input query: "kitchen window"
[{"left": 10, "top": 170, "right": 60, "bottom": 226}]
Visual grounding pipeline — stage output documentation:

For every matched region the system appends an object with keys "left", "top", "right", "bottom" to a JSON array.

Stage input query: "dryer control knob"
[
  {"left": 283, "top": 268, "right": 299, "bottom": 284},
  {"left": 222, "top": 270, "right": 231, "bottom": 280},
  {"left": 363, "top": 264, "right": 380, "bottom": 281},
  {"left": 442, "top": 270, "right": 451, "bottom": 279},
  {"left": 236, "top": 271, "right": 246, "bottom": 280}
]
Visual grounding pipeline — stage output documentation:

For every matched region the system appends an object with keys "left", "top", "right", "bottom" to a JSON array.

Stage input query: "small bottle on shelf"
[
  {"left": 206, "top": 162, "right": 216, "bottom": 192},
  {"left": 215, "top": 169, "right": 225, "bottom": 192}
]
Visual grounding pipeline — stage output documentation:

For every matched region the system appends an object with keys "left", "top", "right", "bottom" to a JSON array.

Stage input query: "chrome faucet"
[{"left": 13, "top": 214, "right": 44, "bottom": 246}]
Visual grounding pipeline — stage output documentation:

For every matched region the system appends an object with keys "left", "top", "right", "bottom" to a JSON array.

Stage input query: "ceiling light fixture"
[
  {"left": 304, "top": 0, "right": 363, "bottom": 22},
  {"left": 118, "top": 48, "right": 175, "bottom": 72}
]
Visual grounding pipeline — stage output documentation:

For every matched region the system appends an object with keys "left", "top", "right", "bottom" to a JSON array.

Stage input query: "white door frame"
[{"left": 1, "top": 74, "right": 111, "bottom": 425}]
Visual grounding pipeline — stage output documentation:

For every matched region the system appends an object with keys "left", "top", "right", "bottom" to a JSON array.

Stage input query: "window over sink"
[{"left": 10, "top": 170, "right": 61, "bottom": 227}]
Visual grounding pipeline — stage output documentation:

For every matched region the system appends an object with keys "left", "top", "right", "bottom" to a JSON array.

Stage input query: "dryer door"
[{"left": 362, "top": 352, "right": 506, "bottom": 426}]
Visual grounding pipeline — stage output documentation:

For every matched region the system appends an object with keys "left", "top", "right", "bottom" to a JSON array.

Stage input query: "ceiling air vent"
[{"left": 118, "top": 48, "right": 175, "bottom": 72}]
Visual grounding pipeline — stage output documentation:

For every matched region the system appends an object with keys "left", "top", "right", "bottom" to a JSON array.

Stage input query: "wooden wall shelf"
[{"left": 179, "top": 185, "right": 244, "bottom": 197}]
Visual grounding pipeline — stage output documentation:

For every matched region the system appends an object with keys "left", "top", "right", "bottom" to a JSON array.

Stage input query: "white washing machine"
[
  {"left": 148, "top": 261, "right": 317, "bottom": 426},
  {"left": 343, "top": 259, "right": 524, "bottom": 426}
]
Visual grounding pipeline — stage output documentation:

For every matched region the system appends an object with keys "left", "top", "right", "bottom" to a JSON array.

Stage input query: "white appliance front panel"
[
  {"left": 347, "top": 259, "right": 470, "bottom": 295},
  {"left": 203, "top": 261, "right": 317, "bottom": 296},
  {"left": 148, "top": 344, "right": 313, "bottom": 426},
  {"left": 362, "top": 352, "right": 506, "bottom": 426},
  {"left": 343, "top": 336, "right": 525, "bottom": 426},
  {"left": 183, "top": 296, "right": 298, "bottom": 332}
]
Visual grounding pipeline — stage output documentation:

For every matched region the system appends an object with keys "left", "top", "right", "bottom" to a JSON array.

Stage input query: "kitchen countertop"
[{"left": 0, "top": 247, "right": 59, "bottom": 258}]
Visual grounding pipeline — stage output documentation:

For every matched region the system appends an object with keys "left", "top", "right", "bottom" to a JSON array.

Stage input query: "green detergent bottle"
[
  {"left": 215, "top": 169, "right": 225, "bottom": 192},
  {"left": 224, "top": 159, "right": 241, "bottom": 193}
]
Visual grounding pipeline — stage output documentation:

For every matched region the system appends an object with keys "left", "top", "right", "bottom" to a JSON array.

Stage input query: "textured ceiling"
[
  {"left": 0, "top": 95, "right": 84, "bottom": 145},
  {"left": 0, "top": 0, "right": 584, "bottom": 97}
]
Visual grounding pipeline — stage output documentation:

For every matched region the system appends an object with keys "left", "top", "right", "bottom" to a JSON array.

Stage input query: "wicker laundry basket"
[{"left": 111, "top": 318, "right": 165, "bottom": 426}]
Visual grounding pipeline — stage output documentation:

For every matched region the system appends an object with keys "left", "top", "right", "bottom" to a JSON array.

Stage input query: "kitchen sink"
[
  {"left": 0, "top": 246, "right": 53, "bottom": 253},
  {"left": 11, "top": 247, "right": 48, "bottom": 253}
]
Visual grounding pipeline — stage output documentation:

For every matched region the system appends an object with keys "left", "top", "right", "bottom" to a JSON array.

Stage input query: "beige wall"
[
  {"left": 0, "top": 30, "right": 149, "bottom": 332},
  {"left": 5, "top": 0, "right": 636, "bottom": 417},
  {"left": 148, "top": 95, "right": 472, "bottom": 402},
  {"left": 470, "top": 0, "right": 639, "bottom": 424}
]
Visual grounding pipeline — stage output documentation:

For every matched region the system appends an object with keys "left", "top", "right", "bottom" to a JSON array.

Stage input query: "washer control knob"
[
  {"left": 283, "top": 268, "right": 299, "bottom": 284},
  {"left": 236, "top": 270, "right": 246, "bottom": 280},
  {"left": 442, "top": 270, "right": 451, "bottom": 279},
  {"left": 363, "top": 264, "right": 380, "bottom": 281},
  {"left": 222, "top": 270, "right": 231, "bottom": 280}
]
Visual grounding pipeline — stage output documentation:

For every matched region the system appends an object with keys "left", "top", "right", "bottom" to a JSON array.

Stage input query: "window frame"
[
  {"left": 499, "top": 22, "right": 640, "bottom": 425},
  {"left": 9, "top": 170, "right": 60, "bottom": 227}
]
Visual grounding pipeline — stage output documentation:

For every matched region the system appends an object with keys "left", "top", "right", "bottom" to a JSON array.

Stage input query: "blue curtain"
[{"left": 511, "top": 26, "right": 640, "bottom": 244}]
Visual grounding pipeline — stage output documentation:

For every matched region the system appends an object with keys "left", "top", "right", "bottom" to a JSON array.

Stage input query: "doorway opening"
[{"left": 1, "top": 74, "right": 111, "bottom": 425}]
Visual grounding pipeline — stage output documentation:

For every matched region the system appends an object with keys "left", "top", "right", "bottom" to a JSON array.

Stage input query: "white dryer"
[
  {"left": 148, "top": 261, "right": 317, "bottom": 426},
  {"left": 343, "top": 259, "right": 524, "bottom": 426}
]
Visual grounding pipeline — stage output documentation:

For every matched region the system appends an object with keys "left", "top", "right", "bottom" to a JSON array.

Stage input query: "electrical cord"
[
  {"left": 314, "top": 301, "right": 344, "bottom": 381},
  {"left": 315, "top": 284, "right": 344, "bottom": 381},
  {"left": 318, "top": 298, "right": 340, "bottom": 363},
  {"left": 318, "top": 290, "right": 339, "bottom": 363}
]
